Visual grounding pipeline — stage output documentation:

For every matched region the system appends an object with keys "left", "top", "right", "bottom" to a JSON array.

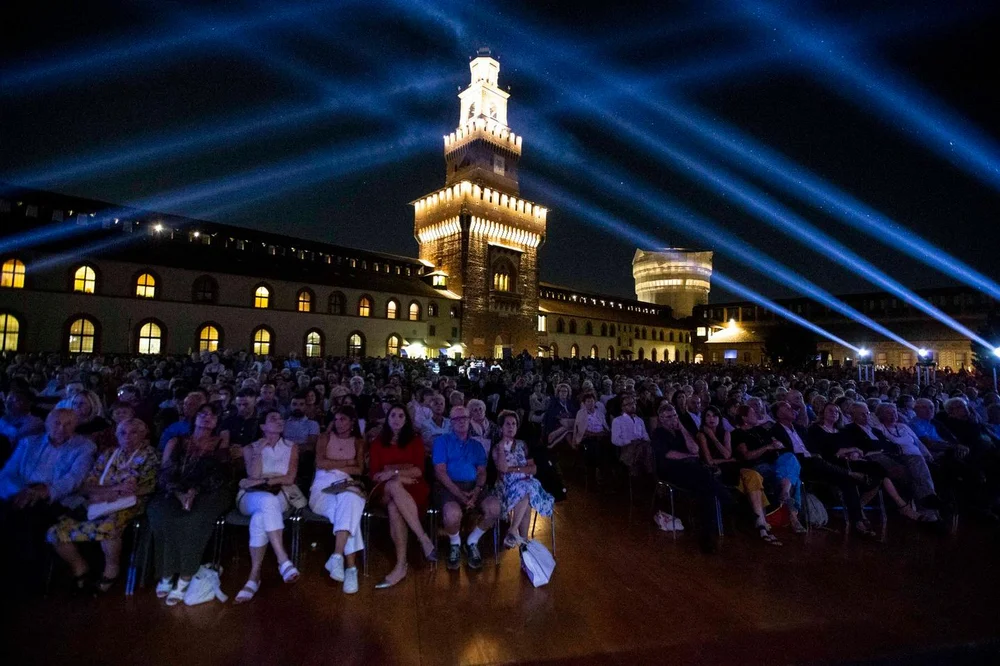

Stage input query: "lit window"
[
  {"left": 358, "top": 296, "right": 372, "bottom": 317},
  {"left": 347, "top": 332, "right": 364, "bottom": 356},
  {"left": 590, "top": 345, "right": 598, "bottom": 359},
  {"left": 137, "top": 321, "right": 162, "bottom": 354},
  {"left": 73, "top": 265, "right": 96, "bottom": 293},
  {"left": 408, "top": 302, "right": 421, "bottom": 321},
  {"left": 253, "top": 327, "right": 272, "bottom": 355},
  {"left": 305, "top": 330, "right": 323, "bottom": 358},
  {"left": 492, "top": 270, "right": 510, "bottom": 291},
  {"left": 254, "top": 285, "right": 270, "bottom": 309},
  {"left": 428, "top": 303, "right": 438, "bottom": 317},
  {"left": 1, "top": 259, "right": 26, "bottom": 288},
  {"left": 537, "top": 314, "right": 547, "bottom": 332},
  {"left": 387, "top": 334, "right": 401, "bottom": 357},
  {"left": 135, "top": 273, "right": 156, "bottom": 298},
  {"left": 68, "top": 317, "right": 96, "bottom": 353},
  {"left": 0, "top": 313, "right": 20, "bottom": 351},
  {"left": 297, "top": 289, "right": 313, "bottom": 312},
  {"left": 197, "top": 325, "right": 220, "bottom": 352},
  {"left": 570, "top": 344, "right": 579, "bottom": 359},
  {"left": 386, "top": 299, "right": 398, "bottom": 319}
]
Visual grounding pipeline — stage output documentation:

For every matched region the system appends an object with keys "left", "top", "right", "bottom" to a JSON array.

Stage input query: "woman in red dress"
[{"left": 369, "top": 404, "right": 438, "bottom": 588}]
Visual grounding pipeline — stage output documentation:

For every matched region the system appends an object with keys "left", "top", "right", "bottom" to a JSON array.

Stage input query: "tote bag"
[{"left": 519, "top": 538, "right": 555, "bottom": 587}]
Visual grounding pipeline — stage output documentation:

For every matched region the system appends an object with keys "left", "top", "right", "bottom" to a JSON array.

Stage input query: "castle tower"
[
  {"left": 632, "top": 248, "right": 713, "bottom": 318},
  {"left": 413, "top": 50, "right": 548, "bottom": 358}
]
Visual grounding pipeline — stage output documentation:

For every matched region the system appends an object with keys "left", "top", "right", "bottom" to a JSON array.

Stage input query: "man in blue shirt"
[
  {"left": 433, "top": 405, "right": 500, "bottom": 570},
  {"left": 0, "top": 408, "right": 95, "bottom": 594}
]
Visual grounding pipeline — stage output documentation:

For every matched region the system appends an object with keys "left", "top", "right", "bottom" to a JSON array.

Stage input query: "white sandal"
[
  {"left": 234, "top": 579, "right": 259, "bottom": 604},
  {"left": 165, "top": 580, "right": 189, "bottom": 606},
  {"left": 155, "top": 577, "right": 173, "bottom": 599},
  {"left": 279, "top": 560, "right": 300, "bottom": 584}
]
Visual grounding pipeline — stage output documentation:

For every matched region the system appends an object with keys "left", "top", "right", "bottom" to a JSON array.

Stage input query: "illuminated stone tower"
[
  {"left": 632, "top": 248, "right": 713, "bottom": 318},
  {"left": 413, "top": 49, "right": 548, "bottom": 358}
]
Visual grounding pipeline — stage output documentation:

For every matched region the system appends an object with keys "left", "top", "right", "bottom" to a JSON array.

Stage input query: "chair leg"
[
  {"left": 428, "top": 509, "right": 438, "bottom": 570},
  {"left": 125, "top": 518, "right": 142, "bottom": 597},
  {"left": 551, "top": 511, "right": 556, "bottom": 556},
  {"left": 362, "top": 513, "right": 370, "bottom": 577},
  {"left": 291, "top": 515, "right": 300, "bottom": 568},
  {"left": 715, "top": 497, "right": 724, "bottom": 538},
  {"left": 669, "top": 486, "right": 677, "bottom": 542},
  {"left": 494, "top": 521, "right": 500, "bottom": 567},
  {"left": 531, "top": 511, "right": 538, "bottom": 539},
  {"left": 213, "top": 517, "right": 226, "bottom": 569}
]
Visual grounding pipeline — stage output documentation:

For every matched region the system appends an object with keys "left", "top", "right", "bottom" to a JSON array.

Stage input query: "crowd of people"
[{"left": 1, "top": 349, "right": 998, "bottom": 599}]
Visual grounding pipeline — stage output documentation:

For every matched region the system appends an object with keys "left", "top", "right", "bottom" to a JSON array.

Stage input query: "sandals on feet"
[
  {"left": 95, "top": 574, "right": 118, "bottom": 594},
  {"left": 234, "top": 579, "right": 259, "bottom": 604},
  {"left": 503, "top": 532, "right": 520, "bottom": 549},
  {"left": 897, "top": 501, "right": 920, "bottom": 520},
  {"left": 854, "top": 520, "right": 877, "bottom": 538},
  {"left": 279, "top": 560, "right": 300, "bottom": 584},
  {"left": 165, "top": 582, "right": 188, "bottom": 606},
  {"left": 756, "top": 522, "right": 783, "bottom": 546},
  {"left": 155, "top": 577, "right": 173, "bottom": 598}
]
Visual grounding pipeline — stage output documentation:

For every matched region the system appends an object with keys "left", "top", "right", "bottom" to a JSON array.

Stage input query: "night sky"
[{"left": 3, "top": 0, "right": 999, "bottom": 303}]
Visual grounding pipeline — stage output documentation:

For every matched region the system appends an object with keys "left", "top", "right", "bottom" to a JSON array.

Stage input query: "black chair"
[
  {"left": 651, "top": 479, "right": 723, "bottom": 541},
  {"left": 291, "top": 507, "right": 367, "bottom": 575},
  {"left": 214, "top": 507, "right": 299, "bottom": 568}
]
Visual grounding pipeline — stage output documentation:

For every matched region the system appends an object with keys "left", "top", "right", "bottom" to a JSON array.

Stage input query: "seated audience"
[
  {"left": 611, "top": 395, "right": 654, "bottom": 477},
  {"left": 233, "top": 410, "right": 301, "bottom": 603},
  {"left": 493, "top": 410, "right": 554, "bottom": 548},
  {"left": 47, "top": 418, "right": 158, "bottom": 592},
  {"left": 309, "top": 405, "right": 365, "bottom": 594},
  {"left": 147, "top": 404, "right": 232, "bottom": 605},
  {"left": 433, "top": 405, "right": 500, "bottom": 570}
]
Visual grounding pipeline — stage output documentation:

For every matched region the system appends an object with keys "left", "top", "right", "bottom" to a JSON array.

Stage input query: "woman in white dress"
[
  {"left": 234, "top": 409, "right": 301, "bottom": 603},
  {"left": 310, "top": 405, "right": 366, "bottom": 594}
]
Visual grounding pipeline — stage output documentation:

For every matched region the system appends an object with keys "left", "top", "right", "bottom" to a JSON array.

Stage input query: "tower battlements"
[
  {"left": 413, "top": 180, "right": 547, "bottom": 231},
  {"left": 444, "top": 118, "right": 522, "bottom": 155}
]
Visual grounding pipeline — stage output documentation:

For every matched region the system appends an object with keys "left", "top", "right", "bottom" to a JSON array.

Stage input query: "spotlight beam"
[
  {"left": 745, "top": 1, "right": 1000, "bottom": 195},
  {"left": 524, "top": 163, "right": 920, "bottom": 352},
  {"left": 592, "top": 109, "right": 995, "bottom": 349},
  {"left": 0, "top": 1, "right": 341, "bottom": 93},
  {"left": 545, "top": 189, "right": 860, "bottom": 352}
]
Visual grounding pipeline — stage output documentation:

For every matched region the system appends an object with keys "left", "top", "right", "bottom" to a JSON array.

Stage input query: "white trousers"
[
  {"left": 309, "top": 489, "right": 365, "bottom": 555},
  {"left": 238, "top": 490, "right": 289, "bottom": 548}
]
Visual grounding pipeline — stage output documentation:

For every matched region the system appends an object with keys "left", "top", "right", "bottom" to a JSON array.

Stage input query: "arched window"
[
  {"left": 492, "top": 260, "right": 512, "bottom": 292},
  {"left": 135, "top": 273, "right": 156, "bottom": 298},
  {"left": 408, "top": 301, "right": 421, "bottom": 321},
  {"left": 556, "top": 318, "right": 565, "bottom": 334},
  {"left": 387, "top": 334, "right": 402, "bottom": 357},
  {"left": 427, "top": 302, "right": 438, "bottom": 317},
  {"left": 609, "top": 324, "right": 616, "bottom": 337},
  {"left": 386, "top": 299, "right": 399, "bottom": 319},
  {"left": 693, "top": 353, "right": 701, "bottom": 363},
  {"left": 570, "top": 344, "right": 579, "bottom": 358},
  {"left": 569, "top": 320, "right": 577, "bottom": 334},
  {"left": 254, "top": 285, "right": 270, "bottom": 309},
  {"left": 551, "top": 342, "right": 559, "bottom": 358},
  {"left": 73, "top": 265, "right": 97, "bottom": 294},
  {"left": 669, "top": 331, "right": 675, "bottom": 342},
  {"left": 252, "top": 327, "right": 272, "bottom": 355},
  {"left": 197, "top": 324, "right": 221, "bottom": 352},
  {"left": 68, "top": 317, "right": 98, "bottom": 353},
  {"left": 638, "top": 347, "right": 645, "bottom": 360},
  {"left": 304, "top": 329, "right": 323, "bottom": 358},
  {"left": 585, "top": 321, "right": 593, "bottom": 336},
  {"left": 297, "top": 289, "right": 313, "bottom": 313},
  {"left": 0, "top": 313, "right": 20, "bottom": 351},
  {"left": 651, "top": 348, "right": 658, "bottom": 362},
  {"left": 192, "top": 276, "right": 218, "bottom": 303},
  {"left": 1, "top": 259, "right": 25, "bottom": 288},
  {"left": 347, "top": 331, "right": 365, "bottom": 356},
  {"left": 137, "top": 320, "right": 163, "bottom": 354},
  {"left": 642, "top": 328, "right": 648, "bottom": 340},
  {"left": 450, "top": 306, "right": 459, "bottom": 318},
  {"left": 358, "top": 295, "right": 372, "bottom": 317},
  {"left": 607, "top": 346, "right": 614, "bottom": 360},
  {"left": 600, "top": 323, "right": 608, "bottom": 337},
  {"left": 329, "top": 291, "right": 345, "bottom": 315},
  {"left": 589, "top": 345, "right": 599, "bottom": 359},
  {"left": 494, "top": 336, "right": 505, "bottom": 359},
  {"left": 659, "top": 330, "right": 665, "bottom": 341}
]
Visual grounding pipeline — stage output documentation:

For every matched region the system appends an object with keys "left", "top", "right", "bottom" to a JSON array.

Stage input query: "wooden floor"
[{"left": 8, "top": 477, "right": 1000, "bottom": 666}]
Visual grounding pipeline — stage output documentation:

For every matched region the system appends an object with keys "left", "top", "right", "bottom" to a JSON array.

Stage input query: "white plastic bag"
[
  {"left": 183, "top": 565, "right": 228, "bottom": 605},
  {"left": 654, "top": 510, "right": 684, "bottom": 532},
  {"left": 519, "top": 539, "right": 555, "bottom": 587}
]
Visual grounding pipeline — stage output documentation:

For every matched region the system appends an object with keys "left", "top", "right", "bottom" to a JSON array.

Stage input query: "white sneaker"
[
  {"left": 343, "top": 567, "right": 359, "bottom": 594},
  {"left": 325, "top": 553, "right": 345, "bottom": 582}
]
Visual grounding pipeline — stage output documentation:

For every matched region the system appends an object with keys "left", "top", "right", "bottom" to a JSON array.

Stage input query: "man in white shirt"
[
  {"left": 419, "top": 393, "right": 451, "bottom": 454},
  {"left": 611, "top": 396, "right": 653, "bottom": 476}
]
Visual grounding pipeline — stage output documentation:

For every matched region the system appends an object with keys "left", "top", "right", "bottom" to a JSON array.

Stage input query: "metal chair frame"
[{"left": 651, "top": 479, "right": 723, "bottom": 541}]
